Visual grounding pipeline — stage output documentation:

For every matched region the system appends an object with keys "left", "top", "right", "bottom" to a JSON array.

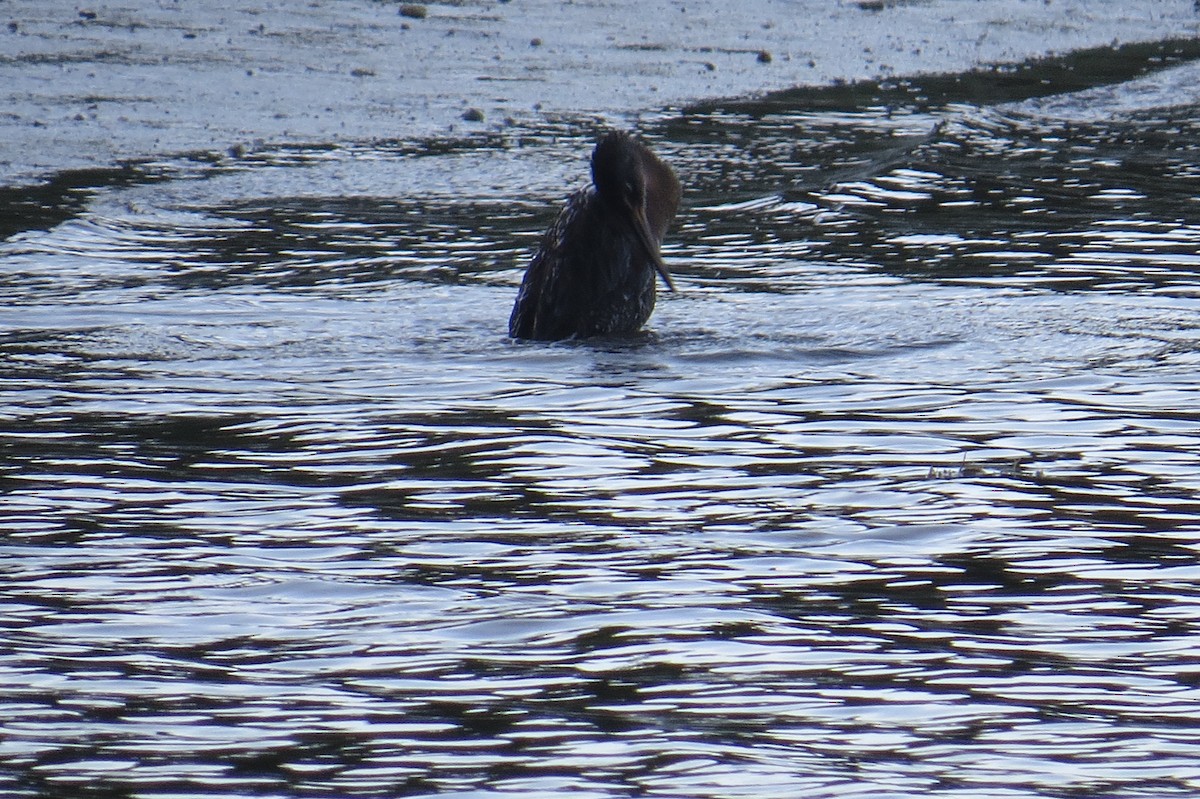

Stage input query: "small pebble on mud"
[
  {"left": 462, "top": 108, "right": 484, "bottom": 122},
  {"left": 530, "top": 37, "right": 542, "bottom": 47},
  {"left": 756, "top": 50, "right": 772, "bottom": 63},
  {"left": 350, "top": 67, "right": 376, "bottom": 77},
  {"left": 399, "top": 4, "right": 427, "bottom": 19},
  {"left": 8, "top": 21, "right": 18, "bottom": 32}
]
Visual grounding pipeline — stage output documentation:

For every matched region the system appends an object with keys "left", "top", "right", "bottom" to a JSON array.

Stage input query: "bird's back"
[{"left": 508, "top": 188, "right": 656, "bottom": 340}]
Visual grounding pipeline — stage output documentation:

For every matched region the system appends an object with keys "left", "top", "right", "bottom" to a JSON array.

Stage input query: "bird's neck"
[{"left": 640, "top": 155, "right": 681, "bottom": 241}]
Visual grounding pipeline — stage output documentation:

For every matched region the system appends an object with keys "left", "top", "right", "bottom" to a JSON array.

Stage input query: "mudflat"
[{"left": 2, "top": 0, "right": 1198, "bottom": 186}]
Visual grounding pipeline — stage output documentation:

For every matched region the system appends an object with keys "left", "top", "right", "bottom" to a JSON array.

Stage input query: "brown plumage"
[{"left": 508, "top": 130, "right": 681, "bottom": 340}]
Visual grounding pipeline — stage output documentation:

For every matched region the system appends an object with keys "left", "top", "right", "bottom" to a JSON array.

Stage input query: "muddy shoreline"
[{"left": 2, "top": 0, "right": 1199, "bottom": 190}]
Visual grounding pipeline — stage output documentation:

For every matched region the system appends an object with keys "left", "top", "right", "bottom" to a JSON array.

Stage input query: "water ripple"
[{"left": 5, "top": 47, "right": 1200, "bottom": 799}]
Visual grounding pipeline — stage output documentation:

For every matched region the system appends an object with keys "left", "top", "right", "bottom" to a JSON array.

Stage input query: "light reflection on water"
[{"left": 5, "top": 46, "right": 1200, "bottom": 799}]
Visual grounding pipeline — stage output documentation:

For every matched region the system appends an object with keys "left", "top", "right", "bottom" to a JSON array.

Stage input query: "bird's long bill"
[{"left": 630, "top": 202, "right": 675, "bottom": 292}]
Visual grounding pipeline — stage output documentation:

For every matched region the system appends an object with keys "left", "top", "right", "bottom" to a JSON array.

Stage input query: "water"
[{"left": 5, "top": 43, "right": 1200, "bottom": 799}]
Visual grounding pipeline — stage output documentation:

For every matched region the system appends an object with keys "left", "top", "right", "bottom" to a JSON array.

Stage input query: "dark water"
[{"left": 5, "top": 42, "right": 1200, "bottom": 799}]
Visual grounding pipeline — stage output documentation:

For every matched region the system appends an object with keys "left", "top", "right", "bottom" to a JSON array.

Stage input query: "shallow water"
[{"left": 5, "top": 43, "right": 1200, "bottom": 799}]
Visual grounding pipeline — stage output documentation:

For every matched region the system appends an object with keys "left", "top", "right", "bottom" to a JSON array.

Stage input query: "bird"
[{"left": 508, "top": 130, "right": 681, "bottom": 341}]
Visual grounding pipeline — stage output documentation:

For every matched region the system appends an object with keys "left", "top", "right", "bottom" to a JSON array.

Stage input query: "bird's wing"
[{"left": 508, "top": 190, "right": 586, "bottom": 339}]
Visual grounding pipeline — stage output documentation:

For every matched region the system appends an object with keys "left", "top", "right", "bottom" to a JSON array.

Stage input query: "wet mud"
[{"left": 3, "top": 0, "right": 1200, "bottom": 189}]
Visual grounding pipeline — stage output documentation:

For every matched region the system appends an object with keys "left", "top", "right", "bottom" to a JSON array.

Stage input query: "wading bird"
[{"left": 508, "top": 130, "right": 681, "bottom": 340}]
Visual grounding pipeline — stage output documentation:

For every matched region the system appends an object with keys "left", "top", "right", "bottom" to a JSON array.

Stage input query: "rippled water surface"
[{"left": 5, "top": 43, "right": 1200, "bottom": 799}]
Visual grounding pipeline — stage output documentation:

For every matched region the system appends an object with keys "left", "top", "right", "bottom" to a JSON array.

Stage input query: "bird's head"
[{"left": 591, "top": 131, "right": 676, "bottom": 292}]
